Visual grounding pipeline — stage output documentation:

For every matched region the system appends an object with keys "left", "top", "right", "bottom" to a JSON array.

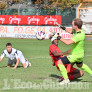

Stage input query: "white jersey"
[
  {"left": 0, "top": 48, "right": 29, "bottom": 67},
  {"left": 1, "top": 48, "right": 19, "bottom": 60},
  {"left": 0, "top": 48, "right": 26, "bottom": 64}
]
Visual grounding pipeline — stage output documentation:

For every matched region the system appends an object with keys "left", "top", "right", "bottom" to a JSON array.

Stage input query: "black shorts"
[
  {"left": 59, "top": 56, "right": 83, "bottom": 64},
  {"left": 75, "top": 61, "right": 83, "bottom": 64},
  {"left": 59, "top": 56, "right": 70, "bottom": 64}
]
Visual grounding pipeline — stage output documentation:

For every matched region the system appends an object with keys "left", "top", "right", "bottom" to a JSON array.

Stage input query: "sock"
[
  {"left": 58, "top": 64, "right": 68, "bottom": 79},
  {"left": 66, "top": 64, "right": 72, "bottom": 74},
  {"left": 80, "top": 64, "right": 92, "bottom": 75},
  {"left": 25, "top": 60, "right": 29, "bottom": 68},
  {"left": 68, "top": 74, "right": 75, "bottom": 80}
]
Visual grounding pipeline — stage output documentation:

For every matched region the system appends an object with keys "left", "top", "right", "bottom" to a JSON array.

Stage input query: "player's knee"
[
  {"left": 7, "top": 65, "right": 11, "bottom": 67},
  {"left": 76, "top": 64, "right": 83, "bottom": 68},
  {"left": 80, "top": 70, "right": 84, "bottom": 77},
  {"left": 57, "top": 59, "right": 63, "bottom": 65},
  {"left": 7, "top": 64, "right": 12, "bottom": 67},
  {"left": 22, "top": 63, "right": 27, "bottom": 68}
]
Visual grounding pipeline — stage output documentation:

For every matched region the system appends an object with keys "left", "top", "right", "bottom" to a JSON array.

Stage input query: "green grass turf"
[{"left": 0, "top": 38, "right": 92, "bottom": 92}]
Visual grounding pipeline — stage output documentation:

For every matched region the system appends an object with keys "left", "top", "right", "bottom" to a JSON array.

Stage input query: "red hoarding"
[{"left": 0, "top": 15, "right": 61, "bottom": 25}]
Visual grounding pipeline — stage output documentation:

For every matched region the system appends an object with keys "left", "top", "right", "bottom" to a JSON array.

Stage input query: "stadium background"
[
  {"left": 0, "top": 0, "right": 92, "bottom": 38},
  {"left": 0, "top": 0, "right": 92, "bottom": 91}
]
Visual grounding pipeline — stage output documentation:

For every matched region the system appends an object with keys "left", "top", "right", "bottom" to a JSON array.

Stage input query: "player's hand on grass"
[{"left": 13, "top": 67, "right": 16, "bottom": 69}]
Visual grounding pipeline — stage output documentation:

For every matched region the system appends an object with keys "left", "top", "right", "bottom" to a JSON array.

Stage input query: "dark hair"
[
  {"left": 73, "top": 18, "right": 83, "bottom": 29},
  {"left": 6, "top": 43, "right": 12, "bottom": 47}
]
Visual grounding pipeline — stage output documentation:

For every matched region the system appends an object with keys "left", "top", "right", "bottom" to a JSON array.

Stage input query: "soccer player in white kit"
[{"left": 0, "top": 43, "right": 31, "bottom": 69}]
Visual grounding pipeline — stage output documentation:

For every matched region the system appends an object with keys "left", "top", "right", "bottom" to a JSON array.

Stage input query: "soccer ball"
[{"left": 36, "top": 31, "right": 45, "bottom": 40}]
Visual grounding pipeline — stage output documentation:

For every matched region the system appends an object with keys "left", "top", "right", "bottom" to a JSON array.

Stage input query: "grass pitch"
[{"left": 0, "top": 38, "right": 92, "bottom": 92}]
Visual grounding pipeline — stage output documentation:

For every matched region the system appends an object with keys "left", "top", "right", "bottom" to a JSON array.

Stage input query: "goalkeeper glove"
[
  {"left": 57, "top": 36, "right": 61, "bottom": 40},
  {"left": 49, "top": 36, "right": 52, "bottom": 40},
  {"left": 53, "top": 33, "right": 59, "bottom": 38}
]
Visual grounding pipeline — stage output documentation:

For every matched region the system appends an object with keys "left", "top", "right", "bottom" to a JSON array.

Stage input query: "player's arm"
[
  {"left": 0, "top": 51, "right": 5, "bottom": 62},
  {"left": 57, "top": 36, "right": 74, "bottom": 45},
  {"left": 0, "top": 57, "right": 2, "bottom": 62},
  {"left": 13, "top": 58, "right": 20, "bottom": 69},
  {"left": 13, "top": 52, "right": 19, "bottom": 69},
  {"left": 57, "top": 33, "right": 81, "bottom": 45},
  {"left": 65, "top": 28, "right": 73, "bottom": 34},
  {"left": 52, "top": 50, "right": 70, "bottom": 56},
  {"left": 60, "top": 38, "right": 74, "bottom": 45}
]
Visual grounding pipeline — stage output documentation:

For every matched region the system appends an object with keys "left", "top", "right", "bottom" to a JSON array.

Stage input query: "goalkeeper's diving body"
[
  {"left": 0, "top": 43, "right": 31, "bottom": 69},
  {"left": 55, "top": 18, "right": 92, "bottom": 85},
  {"left": 49, "top": 37, "right": 84, "bottom": 81}
]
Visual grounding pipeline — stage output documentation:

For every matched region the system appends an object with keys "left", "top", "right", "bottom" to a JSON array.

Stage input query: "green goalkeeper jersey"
[{"left": 71, "top": 29, "right": 85, "bottom": 56}]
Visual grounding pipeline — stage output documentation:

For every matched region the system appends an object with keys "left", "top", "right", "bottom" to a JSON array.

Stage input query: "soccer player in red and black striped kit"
[{"left": 49, "top": 37, "right": 84, "bottom": 81}]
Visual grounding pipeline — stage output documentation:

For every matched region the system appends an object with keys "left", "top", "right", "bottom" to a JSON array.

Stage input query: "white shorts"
[{"left": 8, "top": 51, "right": 26, "bottom": 65}]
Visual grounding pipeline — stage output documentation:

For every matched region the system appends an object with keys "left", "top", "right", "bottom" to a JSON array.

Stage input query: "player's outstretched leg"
[
  {"left": 77, "top": 63, "right": 92, "bottom": 76},
  {"left": 57, "top": 60, "right": 70, "bottom": 85}
]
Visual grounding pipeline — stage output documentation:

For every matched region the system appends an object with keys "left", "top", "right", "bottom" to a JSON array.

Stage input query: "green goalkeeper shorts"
[{"left": 67, "top": 54, "right": 84, "bottom": 63}]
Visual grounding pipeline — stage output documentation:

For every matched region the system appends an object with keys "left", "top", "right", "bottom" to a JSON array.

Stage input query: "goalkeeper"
[
  {"left": 55, "top": 18, "right": 92, "bottom": 85},
  {"left": 49, "top": 36, "right": 84, "bottom": 81}
]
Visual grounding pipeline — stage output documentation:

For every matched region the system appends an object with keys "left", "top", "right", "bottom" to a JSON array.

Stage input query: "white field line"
[
  {"left": 28, "top": 56, "right": 51, "bottom": 60},
  {"left": 86, "top": 55, "right": 92, "bottom": 56},
  {"left": 27, "top": 55, "right": 92, "bottom": 60},
  {"left": 85, "top": 43, "right": 92, "bottom": 45}
]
